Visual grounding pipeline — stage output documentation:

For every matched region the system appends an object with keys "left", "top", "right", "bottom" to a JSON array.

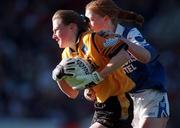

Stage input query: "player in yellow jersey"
[{"left": 51, "top": 9, "right": 135, "bottom": 128}]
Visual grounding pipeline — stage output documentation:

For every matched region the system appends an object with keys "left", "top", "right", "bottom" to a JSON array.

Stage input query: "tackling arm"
[
  {"left": 123, "top": 38, "right": 151, "bottom": 63},
  {"left": 123, "top": 28, "right": 151, "bottom": 63},
  {"left": 99, "top": 48, "right": 130, "bottom": 78}
]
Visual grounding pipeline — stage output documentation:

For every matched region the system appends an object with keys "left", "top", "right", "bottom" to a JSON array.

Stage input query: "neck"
[
  {"left": 69, "top": 45, "right": 76, "bottom": 51},
  {"left": 104, "top": 22, "right": 116, "bottom": 33}
]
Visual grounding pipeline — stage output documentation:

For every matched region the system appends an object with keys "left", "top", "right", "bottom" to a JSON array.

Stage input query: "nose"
[
  {"left": 52, "top": 34, "right": 59, "bottom": 42},
  {"left": 52, "top": 33, "right": 57, "bottom": 40}
]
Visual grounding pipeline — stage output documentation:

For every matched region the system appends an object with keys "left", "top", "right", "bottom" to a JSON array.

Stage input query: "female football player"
[
  {"left": 51, "top": 9, "right": 135, "bottom": 128},
  {"left": 85, "top": 0, "right": 170, "bottom": 128}
]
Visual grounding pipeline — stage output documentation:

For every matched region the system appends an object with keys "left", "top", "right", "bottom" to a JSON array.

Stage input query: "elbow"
[
  {"left": 68, "top": 96, "right": 77, "bottom": 99},
  {"left": 67, "top": 90, "right": 79, "bottom": 99},
  {"left": 68, "top": 92, "right": 79, "bottom": 99},
  {"left": 135, "top": 48, "right": 151, "bottom": 63},
  {"left": 140, "top": 52, "right": 151, "bottom": 63},
  {"left": 57, "top": 80, "right": 79, "bottom": 99},
  {"left": 142, "top": 46, "right": 158, "bottom": 63}
]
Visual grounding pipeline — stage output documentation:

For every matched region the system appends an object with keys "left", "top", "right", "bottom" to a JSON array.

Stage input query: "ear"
[
  {"left": 104, "top": 15, "right": 111, "bottom": 22},
  {"left": 69, "top": 23, "right": 77, "bottom": 31}
]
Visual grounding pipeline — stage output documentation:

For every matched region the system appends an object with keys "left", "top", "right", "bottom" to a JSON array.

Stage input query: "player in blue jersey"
[{"left": 85, "top": 0, "right": 170, "bottom": 128}]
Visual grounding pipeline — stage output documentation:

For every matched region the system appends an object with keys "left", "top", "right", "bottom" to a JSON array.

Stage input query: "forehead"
[
  {"left": 85, "top": 9, "right": 102, "bottom": 19},
  {"left": 52, "top": 19, "right": 63, "bottom": 30}
]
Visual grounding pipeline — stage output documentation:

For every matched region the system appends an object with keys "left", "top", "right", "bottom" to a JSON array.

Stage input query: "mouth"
[
  {"left": 57, "top": 40, "right": 63, "bottom": 48},
  {"left": 58, "top": 40, "right": 61, "bottom": 45}
]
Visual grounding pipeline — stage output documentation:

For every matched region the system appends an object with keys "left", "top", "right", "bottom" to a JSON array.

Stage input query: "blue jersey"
[{"left": 115, "top": 24, "right": 167, "bottom": 92}]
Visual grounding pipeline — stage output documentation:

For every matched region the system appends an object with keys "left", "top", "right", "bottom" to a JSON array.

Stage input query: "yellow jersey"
[{"left": 62, "top": 31, "right": 135, "bottom": 103}]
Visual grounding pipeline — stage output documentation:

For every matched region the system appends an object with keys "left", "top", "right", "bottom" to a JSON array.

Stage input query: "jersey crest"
[{"left": 103, "top": 37, "right": 119, "bottom": 47}]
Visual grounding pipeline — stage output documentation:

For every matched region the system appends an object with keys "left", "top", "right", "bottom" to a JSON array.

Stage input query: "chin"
[
  {"left": 59, "top": 45, "right": 64, "bottom": 48},
  {"left": 57, "top": 44, "right": 62, "bottom": 48},
  {"left": 58, "top": 42, "right": 62, "bottom": 48}
]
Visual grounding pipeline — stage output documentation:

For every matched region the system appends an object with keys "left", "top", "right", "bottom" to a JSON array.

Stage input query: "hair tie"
[{"left": 80, "top": 14, "right": 90, "bottom": 23}]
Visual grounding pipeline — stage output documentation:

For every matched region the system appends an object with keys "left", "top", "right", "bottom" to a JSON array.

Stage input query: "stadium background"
[{"left": 0, "top": 0, "right": 179, "bottom": 127}]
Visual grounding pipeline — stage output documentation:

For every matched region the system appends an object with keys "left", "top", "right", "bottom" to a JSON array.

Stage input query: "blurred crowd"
[{"left": 0, "top": 0, "right": 180, "bottom": 128}]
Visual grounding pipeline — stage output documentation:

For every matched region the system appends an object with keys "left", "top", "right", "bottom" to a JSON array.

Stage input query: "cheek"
[
  {"left": 91, "top": 22, "right": 103, "bottom": 32},
  {"left": 58, "top": 30, "right": 68, "bottom": 40},
  {"left": 89, "top": 21, "right": 95, "bottom": 28},
  {"left": 56, "top": 31, "right": 63, "bottom": 39},
  {"left": 90, "top": 21, "right": 99, "bottom": 29},
  {"left": 60, "top": 31, "right": 72, "bottom": 45}
]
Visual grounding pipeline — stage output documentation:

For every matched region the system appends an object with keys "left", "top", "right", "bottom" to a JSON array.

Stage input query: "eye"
[
  {"left": 90, "top": 18, "right": 94, "bottom": 21},
  {"left": 54, "top": 28, "right": 58, "bottom": 34},
  {"left": 53, "top": 27, "right": 61, "bottom": 36}
]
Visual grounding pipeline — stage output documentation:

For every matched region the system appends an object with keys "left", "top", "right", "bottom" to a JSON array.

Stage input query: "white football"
[{"left": 61, "top": 58, "right": 93, "bottom": 86}]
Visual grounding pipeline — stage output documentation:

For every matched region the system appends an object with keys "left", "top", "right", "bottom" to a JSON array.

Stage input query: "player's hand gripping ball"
[
  {"left": 60, "top": 58, "right": 93, "bottom": 87},
  {"left": 52, "top": 58, "right": 77, "bottom": 81},
  {"left": 52, "top": 58, "right": 92, "bottom": 87}
]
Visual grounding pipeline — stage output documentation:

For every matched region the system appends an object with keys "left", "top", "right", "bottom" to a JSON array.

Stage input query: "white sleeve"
[{"left": 126, "top": 28, "right": 148, "bottom": 47}]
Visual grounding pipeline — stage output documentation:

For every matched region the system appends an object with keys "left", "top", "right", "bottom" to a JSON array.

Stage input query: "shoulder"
[
  {"left": 127, "top": 27, "right": 142, "bottom": 36},
  {"left": 124, "top": 27, "right": 143, "bottom": 39},
  {"left": 117, "top": 24, "right": 143, "bottom": 38},
  {"left": 62, "top": 48, "right": 69, "bottom": 58},
  {"left": 80, "top": 31, "right": 94, "bottom": 42},
  {"left": 81, "top": 30, "right": 108, "bottom": 43},
  {"left": 122, "top": 26, "right": 146, "bottom": 44}
]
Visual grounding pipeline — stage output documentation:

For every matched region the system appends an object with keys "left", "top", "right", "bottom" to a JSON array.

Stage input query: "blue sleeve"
[
  {"left": 121, "top": 26, "right": 167, "bottom": 92},
  {"left": 144, "top": 44, "right": 159, "bottom": 62},
  {"left": 125, "top": 27, "right": 159, "bottom": 62}
]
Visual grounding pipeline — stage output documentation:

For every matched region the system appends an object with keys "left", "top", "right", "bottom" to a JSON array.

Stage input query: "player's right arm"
[
  {"left": 122, "top": 37, "right": 151, "bottom": 63},
  {"left": 124, "top": 28, "right": 158, "bottom": 63},
  {"left": 52, "top": 56, "right": 79, "bottom": 99},
  {"left": 99, "top": 48, "right": 130, "bottom": 78},
  {"left": 56, "top": 80, "right": 79, "bottom": 99}
]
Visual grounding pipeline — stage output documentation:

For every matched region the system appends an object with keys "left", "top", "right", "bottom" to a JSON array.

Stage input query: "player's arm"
[
  {"left": 99, "top": 48, "right": 130, "bottom": 78},
  {"left": 122, "top": 38, "right": 151, "bottom": 63},
  {"left": 123, "top": 28, "right": 159, "bottom": 63},
  {"left": 56, "top": 80, "right": 79, "bottom": 99},
  {"left": 84, "top": 88, "right": 96, "bottom": 101},
  {"left": 52, "top": 58, "right": 79, "bottom": 99},
  {"left": 92, "top": 33, "right": 130, "bottom": 78}
]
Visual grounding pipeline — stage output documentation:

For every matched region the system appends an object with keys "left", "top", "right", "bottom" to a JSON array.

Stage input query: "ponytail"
[{"left": 118, "top": 9, "right": 144, "bottom": 26}]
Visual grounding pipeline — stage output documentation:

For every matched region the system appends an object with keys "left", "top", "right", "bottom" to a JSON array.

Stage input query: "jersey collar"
[{"left": 115, "top": 24, "right": 125, "bottom": 35}]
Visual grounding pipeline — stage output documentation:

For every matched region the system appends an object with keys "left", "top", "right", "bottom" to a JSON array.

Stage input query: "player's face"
[
  {"left": 52, "top": 19, "right": 74, "bottom": 48},
  {"left": 85, "top": 9, "right": 107, "bottom": 32}
]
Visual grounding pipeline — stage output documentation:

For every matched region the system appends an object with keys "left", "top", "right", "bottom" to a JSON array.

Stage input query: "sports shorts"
[
  {"left": 91, "top": 94, "right": 133, "bottom": 128},
  {"left": 129, "top": 89, "right": 170, "bottom": 123}
]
